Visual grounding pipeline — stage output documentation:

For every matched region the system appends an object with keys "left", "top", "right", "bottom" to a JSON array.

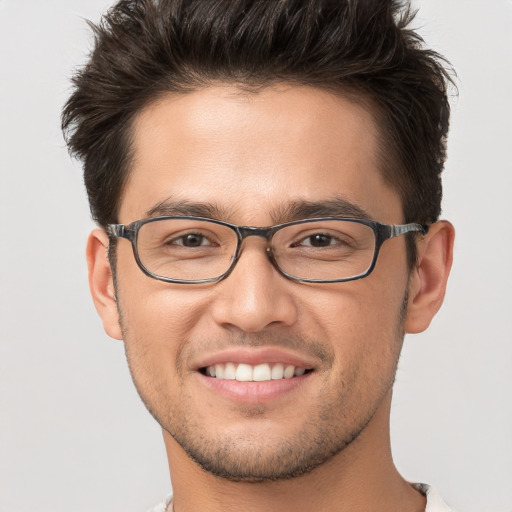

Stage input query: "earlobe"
[
  {"left": 86, "top": 228, "right": 123, "bottom": 340},
  {"left": 404, "top": 220, "right": 455, "bottom": 334}
]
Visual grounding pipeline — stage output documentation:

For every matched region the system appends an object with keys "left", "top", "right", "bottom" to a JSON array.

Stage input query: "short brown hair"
[{"left": 62, "top": 0, "right": 454, "bottom": 266}]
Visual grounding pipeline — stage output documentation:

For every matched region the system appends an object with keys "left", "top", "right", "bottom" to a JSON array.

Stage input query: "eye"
[
  {"left": 171, "top": 232, "right": 215, "bottom": 248},
  {"left": 293, "top": 232, "right": 346, "bottom": 248}
]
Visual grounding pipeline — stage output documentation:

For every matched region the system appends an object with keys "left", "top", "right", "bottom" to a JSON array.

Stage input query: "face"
[{"left": 108, "top": 85, "right": 412, "bottom": 481}]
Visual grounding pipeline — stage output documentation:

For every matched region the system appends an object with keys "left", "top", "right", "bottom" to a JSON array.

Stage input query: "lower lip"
[{"left": 196, "top": 371, "right": 312, "bottom": 404}]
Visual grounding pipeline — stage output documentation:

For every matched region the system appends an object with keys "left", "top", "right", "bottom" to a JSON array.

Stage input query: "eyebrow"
[
  {"left": 276, "top": 198, "right": 372, "bottom": 223},
  {"left": 145, "top": 196, "right": 372, "bottom": 224},
  {"left": 146, "top": 198, "right": 230, "bottom": 219}
]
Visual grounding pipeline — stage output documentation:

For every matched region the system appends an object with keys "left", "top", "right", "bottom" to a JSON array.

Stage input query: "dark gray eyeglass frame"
[{"left": 107, "top": 216, "right": 426, "bottom": 284}]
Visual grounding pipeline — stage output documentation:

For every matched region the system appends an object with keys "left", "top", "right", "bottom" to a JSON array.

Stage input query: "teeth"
[
  {"left": 236, "top": 363, "right": 253, "bottom": 382},
  {"left": 204, "top": 362, "right": 309, "bottom": 382},
  {"left": 215, "top": 364, "right": 224, "bottom": 379},
  {"left": 271, "top": 363, "right": 284, "bottom": 380},
  {"left": 283, "top": 365, "right": 295, "bottom": 379},
  {"left": 253, "top": 363, "right": 271, "bottom": 381},
  {"left": 224, "top": 362, "right": 236, "bottom": 380}
]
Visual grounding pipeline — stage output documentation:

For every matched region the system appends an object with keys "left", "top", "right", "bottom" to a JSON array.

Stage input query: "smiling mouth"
[{"left": 200, "top": 362, "right": 313, "bottom": 382}]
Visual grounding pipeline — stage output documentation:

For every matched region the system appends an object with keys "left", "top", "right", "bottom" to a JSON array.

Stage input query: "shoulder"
[{"left": 413, "top": 483, "right": 456, "bottom": 512}]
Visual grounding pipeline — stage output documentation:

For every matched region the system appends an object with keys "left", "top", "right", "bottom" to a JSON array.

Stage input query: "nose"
[{"left": 210, "top": 240, "right": 299, "bottom": 332}]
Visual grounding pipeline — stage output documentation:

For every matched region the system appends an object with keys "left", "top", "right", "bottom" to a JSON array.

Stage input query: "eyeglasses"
[{"left": 107, "top": 216, "right": 426, "bottom": 284}]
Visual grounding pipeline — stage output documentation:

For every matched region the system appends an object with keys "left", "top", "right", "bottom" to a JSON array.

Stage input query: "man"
[{"left": 62, "top": 0, "right": 455, "bottom": 510}]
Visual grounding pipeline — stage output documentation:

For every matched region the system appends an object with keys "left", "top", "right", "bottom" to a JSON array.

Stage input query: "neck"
[{"left": 164, "top": 393, "right": 425, "bottom": 512}]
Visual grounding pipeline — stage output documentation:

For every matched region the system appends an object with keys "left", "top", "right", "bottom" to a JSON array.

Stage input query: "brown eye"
[
  {"left": 177, "top": 233, "right": 209, "bottom": 247},
  {"left": 293, "top": 233, "right": 338, "bottom": 248},
  {"left": 306, "top": 234, "right": 333, "bottom": 247}
]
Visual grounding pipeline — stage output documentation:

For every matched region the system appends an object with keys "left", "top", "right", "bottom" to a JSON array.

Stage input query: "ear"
[
  {"left": 405, "top": 220, "right": 455, "bottom": 334},
  {"left": 86, "top": 228, "right": 123, "bottom": 340}
]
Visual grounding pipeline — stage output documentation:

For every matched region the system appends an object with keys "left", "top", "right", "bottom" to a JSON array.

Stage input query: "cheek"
[
  {"left": 117, "top": 280, "right": 223, "bottom": 396},
  {"left": 304, "top": 276, "right": 405, "bottom": 341},
  {"left": 116, "top": 243, "right": 209, "bottom": 339},
  {"left": 304, "top": 269, "right": 407, "bottom": 381},
  {"left": 117, "top": 285, "right": 206, "bottom": 411},
  {"left": 119, "top": 285, "right": 210, "bottom": 358}
]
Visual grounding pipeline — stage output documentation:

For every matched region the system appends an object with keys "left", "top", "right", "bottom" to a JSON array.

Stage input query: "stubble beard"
[
  {"left": 116, "top": 279, "right": 408, "bottom": 483},
  {"left": 163, "top": 392, "right": 376, "bottom": 483}
]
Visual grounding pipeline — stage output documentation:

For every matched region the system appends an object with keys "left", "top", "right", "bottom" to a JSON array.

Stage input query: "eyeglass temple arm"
[
  {"left": 389, "top": 223, "right": 427, "bottom": 238},
  {"left": 106, "top": 223, "right": 135, "bottom": 241}
]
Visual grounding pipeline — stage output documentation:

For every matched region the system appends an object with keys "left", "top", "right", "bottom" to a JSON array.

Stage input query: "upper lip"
[{"left": 194, "top": 347, "right": 318, "bottom": 371}]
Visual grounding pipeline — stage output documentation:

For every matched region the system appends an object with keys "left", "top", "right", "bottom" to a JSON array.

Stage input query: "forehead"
[{"left": 121, "top": 84, "right": 402, "bottom": 224}]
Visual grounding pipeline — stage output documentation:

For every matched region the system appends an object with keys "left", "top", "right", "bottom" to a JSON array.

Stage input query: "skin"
[{"left": 87, "top": 85, "right": 454, "bottom": 511}]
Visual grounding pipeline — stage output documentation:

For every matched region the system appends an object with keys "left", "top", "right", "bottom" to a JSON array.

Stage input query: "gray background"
[{"left": 0, "top": 1, "right": 511, "bottom": 511}]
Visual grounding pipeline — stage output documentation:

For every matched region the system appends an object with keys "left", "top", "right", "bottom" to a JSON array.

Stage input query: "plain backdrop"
[{"left": 0, "top": 1, "right": 511, "bottom": 511}]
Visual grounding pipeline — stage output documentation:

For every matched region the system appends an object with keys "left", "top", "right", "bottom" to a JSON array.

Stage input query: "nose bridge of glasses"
[
  {"left": 234, "top": 226, "right": 277, "bottom": 267},
  {"left": 237, "top": 225, "right": 275, "bottom": 241}
]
